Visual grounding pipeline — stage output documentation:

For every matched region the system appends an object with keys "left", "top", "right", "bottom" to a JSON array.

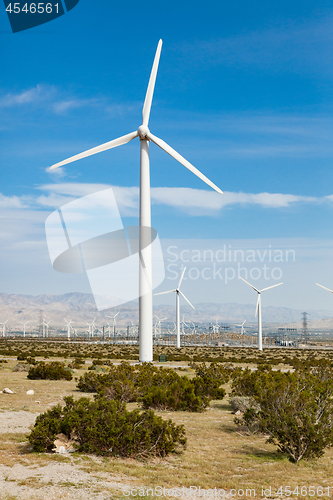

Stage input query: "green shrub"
[
  {"left": 27, "top": 361, "right": 72, "bottom": 381},
  {"left": 141, "top": 377, "right": 208, "bottom": 412},
  {"left": 77, "top": 362, "right": 223, "bottom": 411},
  {"left": 232, "top": 366, "right": 333, "bottom": 462},
  {"left": 68, "top": 358, "right": 85, "bottom": 370},
  {"left": 29, "top": 396, "right": 186, "bottom": 458},
  {"left": 190, "top": 361, "right": 232, "bottom": 383}
]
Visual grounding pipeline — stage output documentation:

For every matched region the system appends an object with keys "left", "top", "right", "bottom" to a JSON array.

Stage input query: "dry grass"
[{"left": 0, "top": 348, "right": 332, "bottom": 498}]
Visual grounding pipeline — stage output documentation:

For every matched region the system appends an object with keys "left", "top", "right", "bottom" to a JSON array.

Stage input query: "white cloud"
[
  {"left": 0, "top": 194, "right": 28, "bottom": 209},
  {"left": 46, "top": 166, "right": 66, "bottom": 177},
  {"left": 0, "top": 84, "right": 56, "bottom": 108},
  {"left": 0, "top": 184, "right": 327, "bottom": 218},
  {"left": 52, "top": 98, "right": 100, "bottom": 115},
  {"left": 36, "top": 183, "right": 322, "bottom": 214}
]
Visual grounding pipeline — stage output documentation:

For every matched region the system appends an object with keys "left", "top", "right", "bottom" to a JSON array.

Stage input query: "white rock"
[
  {"left": 26, "top": 390, "right": 34, "bottom": 395},
  {"left": 54, "top": 433, "right": 79, "bottom": 454},
  {"left": 3, "top": 388, "right": 13, "bottom": 394}
]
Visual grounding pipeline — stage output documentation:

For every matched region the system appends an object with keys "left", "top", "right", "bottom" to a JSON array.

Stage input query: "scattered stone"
[
  {"left": 35, "top": 400, "right": 41, "bottom": 404},
  {"left": 3, "top": 388, "right": 13, "bottom": 394},
  {"left": 12, "top": 363, "right": 30, "bottom": 372},
  {"left": 54, "top": 432, "right": 79, "bottom": 453},
  {"left": 235, "top": 410, "right": 242, "bottom": 416},
  {"left": 26, "top": 390, "right": 34, "bottom": 395}
]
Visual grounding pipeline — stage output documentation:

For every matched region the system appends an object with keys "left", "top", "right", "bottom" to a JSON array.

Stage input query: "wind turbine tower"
[
  {"left": 43, "top": 319, "right": 52, "bottom": 338},
  {"left": 0, "top": 320, "right": 8, "bottom": 338},
  {"left": 20, "top": 321, "right": 30, "bottom": 338},
  {"left": 64, "top": 318, "right": 73, "bottom": 341},
  {"left": 85, "top": 318, "right": 96, "bottom": 341},
  {"left": 108, "top": 312, "right": 119, "bottom": 340},
  {"left": 49, "top": 41, "right": 222, "bottom": 362},
  {"left": 236, "top": 320, "right": 246, "bottom": 335},
  {"left": 155, "top": 267, "right": 194, "bottom": 348},
  {"left": 240, "top": 277, "right": 283, "bottom": 351}
]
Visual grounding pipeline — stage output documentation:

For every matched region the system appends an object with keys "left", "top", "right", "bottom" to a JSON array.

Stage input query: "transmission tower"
[{"left": 302, "top": 312, "right": 309, "bottom": 344}]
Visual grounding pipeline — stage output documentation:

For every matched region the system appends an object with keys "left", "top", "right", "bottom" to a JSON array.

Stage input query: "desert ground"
[{"left": 0, "top": 342, "right": 332, "bottom": 499}]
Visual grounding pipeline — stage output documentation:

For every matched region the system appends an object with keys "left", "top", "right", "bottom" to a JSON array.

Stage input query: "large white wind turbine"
[
  {"left": 154, "top": 267, "right": 194, "bottom": 348},
  {"left": 240, "top": 277, "right": 283, "bottom": 351},
  {"left": 49, "top": 40, "right": 222, "bottom": 363}
]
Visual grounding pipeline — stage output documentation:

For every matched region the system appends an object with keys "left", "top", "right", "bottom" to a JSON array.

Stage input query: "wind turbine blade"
[
  {"left": 49, "top": 131, "right": 138, "bottom": 170},
  {"left": 154, "top": 289, "right": 176, "bottom": 296},
  {"left": 178, "top": 267, "right": 186, "bottom": 289},
  {"left": 114, "top": 312, "right": 120, "bottom": 318},
  {"left": 255, "top": 294, "right": 260, "bottom": 317},
  {"left": 261, "top": 282, "right": 283, "bottom": 292},
  {"left": 316, "top": 283, "right": 333, "bottom": 294},
  {"left": 179, "top": 291, "right": 195, "bottom": 309},
  {"left": 239, "top": 276, "right": 260, "bottom": 293},
  {"left": 142, "top": 39, "right": 162, "bottom": 127},
  {"left": 147, "top": 132, "right": 223, "bottom": 194},
  {"left": 242, "top": 320, "right": 246, "bottom": 326}
]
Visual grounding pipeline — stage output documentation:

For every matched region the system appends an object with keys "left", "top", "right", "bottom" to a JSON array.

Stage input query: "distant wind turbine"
[
  {"left": 107, "top": 312, "right": 119, "bottom": 340},
  {"left": 0, "top": 320, "right": 8, "bottom": 338},
  {"left": 43, "top": 319, "right": 52, "bottom": 338},
  {"left": 19, "top": 321, "right": 30, "bottom": 338},
  {"left": 240, "top": 277, "right": 283, "bottom": 351},
  {"left": 49, "top": 40, "right": 222, "bottom": 363},
  {"left": 236, "top": 320, "right": 246, "bottom": 335},
  {"left": 155, "top": 267, "right": 194, "bottom": 348},
  {"left": 85, "top": 318, "right": 96, "bottom": 341},
  {"left": 64, "top": 318, "right": 73, "bottom": 341}
]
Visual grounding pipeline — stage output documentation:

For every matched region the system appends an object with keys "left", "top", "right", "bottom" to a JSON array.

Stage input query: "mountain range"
[{"left": 0, "top": 292, "right": 332, "bottom": 332}]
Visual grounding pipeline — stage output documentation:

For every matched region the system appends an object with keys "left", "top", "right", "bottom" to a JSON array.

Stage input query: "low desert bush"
[
  {"left": 141, "top": 377, "right": 208, "bottom": 412},
  {"left": 77, "top": 362, "right": 225, "bottom": 411},
  {"left": 27, "top": 361, "right": 72, "bottom": 381},
  {"left": 29, "top": 396, "right": 186, "bottom": 458},
  {"left": 231, "top": 365, "right": 333, "bottom": 463},
  {"left": 68, "top": 358, "right": 85, "bottom": 370}
]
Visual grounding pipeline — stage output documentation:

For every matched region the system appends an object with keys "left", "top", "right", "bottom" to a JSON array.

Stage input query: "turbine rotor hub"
[{"left": 138, "top": 125, "right": 150, "bottom": 140}]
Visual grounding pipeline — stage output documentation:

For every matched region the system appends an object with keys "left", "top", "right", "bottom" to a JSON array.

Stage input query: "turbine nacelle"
[{"left": 138, "top": 125, "right": 150, "bottom": 140}]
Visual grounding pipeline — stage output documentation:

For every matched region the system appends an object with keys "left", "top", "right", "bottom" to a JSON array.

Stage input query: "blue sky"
[{"left": 2, "top": 1, "right": 333, "bottom": 313}]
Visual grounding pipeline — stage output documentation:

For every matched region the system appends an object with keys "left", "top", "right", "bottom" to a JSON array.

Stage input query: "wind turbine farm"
[{"left": 5, "top": 0, "right": 333, "bottom": 496}]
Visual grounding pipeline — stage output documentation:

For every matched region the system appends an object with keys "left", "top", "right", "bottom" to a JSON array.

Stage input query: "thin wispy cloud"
[
  {"left": 34, "top": 183, "right": 324, "bottom": 215},
  {"left": 0, "top": 194, "right": 28, "bottom": 209},
  {"left": 0, "top": 84, "right": 56, "bottom": 108},
  {"left": 179, "top": 15, "right": 333, "bottom": 75}
]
